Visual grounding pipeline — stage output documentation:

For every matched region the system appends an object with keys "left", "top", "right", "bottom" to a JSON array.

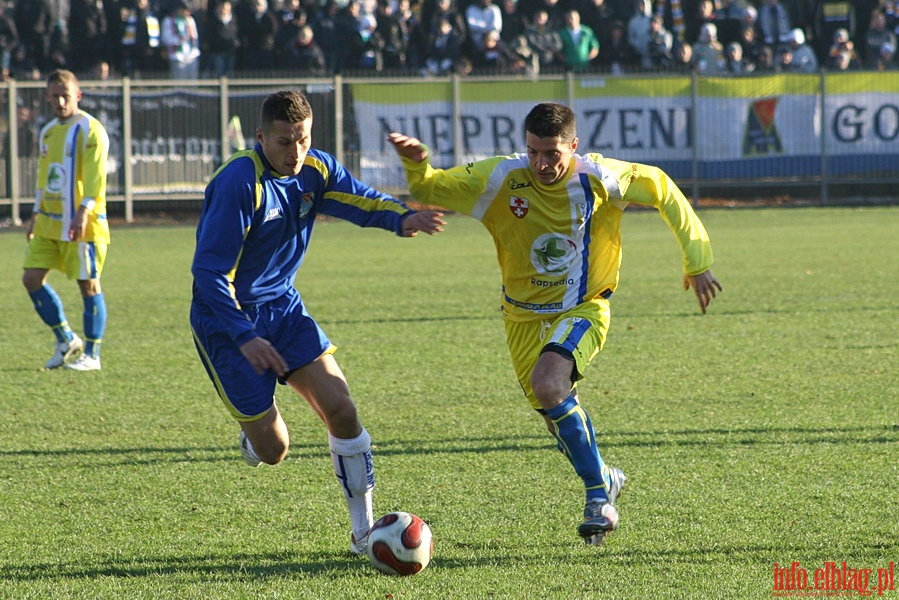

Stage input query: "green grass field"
[{"left": 0, "top": 207, "right": 896, "bottom": 599}]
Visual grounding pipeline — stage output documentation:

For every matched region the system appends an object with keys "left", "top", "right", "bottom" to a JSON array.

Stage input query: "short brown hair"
[
  {"left": 260, "top": 90, "right": 313, "bottom": 130},
  {"left": 46, "top": 69, "right": 80, "bottom": 88},
  {"left": 524, "top": 102, "right": 576, "bottom": 142}
]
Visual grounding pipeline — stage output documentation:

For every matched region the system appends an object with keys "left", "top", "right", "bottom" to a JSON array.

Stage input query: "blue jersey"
[{"left": 192, "top": 144, "right": 412, "bottom": 346}]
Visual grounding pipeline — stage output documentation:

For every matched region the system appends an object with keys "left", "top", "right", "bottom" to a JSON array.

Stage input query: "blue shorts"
[{"left": 190, "top": 290, "right": 335, "bottom": 422}]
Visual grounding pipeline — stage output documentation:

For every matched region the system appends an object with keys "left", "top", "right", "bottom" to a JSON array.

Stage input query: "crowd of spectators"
[{"left": 0, "top": 0, "right": 897, "bottom": 82}]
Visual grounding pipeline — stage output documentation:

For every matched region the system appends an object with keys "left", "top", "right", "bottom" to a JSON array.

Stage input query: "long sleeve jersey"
[
  {"left": 192, "top": 144, "right": 413, "bottom": 346},
  {"left": 399, "top": 151, "right": 713, "bottom": 322},
  {"left": 34, "top": 111, "right": 110, "bottom": 243}
]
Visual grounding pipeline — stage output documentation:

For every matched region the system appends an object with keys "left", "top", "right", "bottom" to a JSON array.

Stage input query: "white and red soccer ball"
[{"left": 367, "top": 511, "right": 433, "bottom": 576}]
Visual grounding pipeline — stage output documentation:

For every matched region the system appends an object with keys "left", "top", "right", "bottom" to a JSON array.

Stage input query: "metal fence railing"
[{"left": 2, "top": 71, "right": 897, "bottom": 225}]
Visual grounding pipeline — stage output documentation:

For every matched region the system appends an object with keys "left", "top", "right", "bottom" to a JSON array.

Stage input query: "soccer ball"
[{"left": 367, "top": 512, "right": 433, "bottom": 576}]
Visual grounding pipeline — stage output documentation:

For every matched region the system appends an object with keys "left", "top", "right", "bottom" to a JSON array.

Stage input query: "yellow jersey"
[
  {"left": 34, "top": 111, "right": 110, "bottom": 243},
  {"left": 400, "top": 151, "right": 713, "bottom": 322}
]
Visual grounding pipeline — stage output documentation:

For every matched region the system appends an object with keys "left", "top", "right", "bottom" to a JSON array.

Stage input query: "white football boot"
[
  {"left": 239, "top": 431, "right": 262, "bottom": 467},
  {"left": 46, "top": 334, "right": 84, "bottom": 369},
  {"left": 578, "top": 466, "right": 627, "bottom": 546},
  {"left": 65, "top": 353, "right": 101, "bottom": 371},
  {"left": 350, "top": 530, "right": 370, "bottom": 556}
]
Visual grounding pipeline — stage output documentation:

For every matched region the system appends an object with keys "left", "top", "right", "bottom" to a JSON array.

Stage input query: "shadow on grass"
[
  {"left": 374, "top": 423, "right": 899, "bottom": 453},
  {"left": 627, "top": 541, "right": 895, "bottom": 568},
  {"left": 0, "top": 441, "right": 331, "bottom": 466},
  {"left": 439, "top": 538, "right": 899, "bottom": 567},
  {"left": 0, "top": 551, "right": 368, "bottom": 583},
  {"left": 4, "top": 539, "right": 896, "bottom": 583},
  {"left": 1, "top": 424, "right": 895, "bottom": 466},
  {"left": 605, "top": 423, "right": 899, "bottom": 448}
]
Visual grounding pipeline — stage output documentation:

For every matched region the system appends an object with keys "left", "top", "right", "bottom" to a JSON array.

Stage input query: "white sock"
[{"left": 329, "top": 428, "right": 375, "bottom": 538}]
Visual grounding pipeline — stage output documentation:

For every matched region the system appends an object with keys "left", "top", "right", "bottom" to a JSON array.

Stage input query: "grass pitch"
[{"left": 0, "top": 207, "right": 896, "bottom": 599}]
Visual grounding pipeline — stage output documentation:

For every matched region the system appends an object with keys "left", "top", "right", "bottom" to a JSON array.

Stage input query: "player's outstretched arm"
[
  {"left": 402, "top": 210, "right": 445, "bottom": 237},
  {"left": 388, "top": 132, "right": 445, "bottom": 236},
  {"left": 388, "top": 132, "right": 428, "bottom": 163},
  {"left": 683, "top": 269, "right": 723, "bottom": 314}
]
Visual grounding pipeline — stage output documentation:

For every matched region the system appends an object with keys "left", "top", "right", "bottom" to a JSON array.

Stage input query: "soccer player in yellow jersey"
[
  {"left": 23, "top": 69, "right": 110, "bottom": 371},
  {"left": 390, "top": 102, "right": 722, "bottom": 546}
]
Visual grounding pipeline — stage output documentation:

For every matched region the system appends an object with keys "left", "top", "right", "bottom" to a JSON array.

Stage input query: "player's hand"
[
  {"left": 402, "top": 210, "right": 445, "bottom": 237},
  {"left": 683, "top": 269, "right": 722, "bottom": 314},
  {"left": 388, "top": 132, "right": 428, "bottom": 163},
  {"left": 25, "top": 217, "right": 35, "bottom": 241},
  {"left": 239, "top": 337, "right": 289, "bottom": 377},
  {"left": 69, "top": 207, "right": 89, "bottom": 241}
]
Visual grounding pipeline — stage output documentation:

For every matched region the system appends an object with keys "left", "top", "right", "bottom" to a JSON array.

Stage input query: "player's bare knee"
[
  {"left": 256, "top": 439, "right": 289, "bottom": 465},
  {"left": 260, "top": 451, "right": 287, "bottom": 466},
  {"left": 530, "top": 378, "right": 569, "bottom": 410},
  {"left": 321, "top": 400, "right": 362, "bottom": 438},
  {"left": 323, "top": 397, "right": 357, "bottom": 422},
  {"left": 22, "top": 270, "right": 44, "bottom": 292},
  {"left": 78, "top": 279, "right": 102, "bottom": 296}
]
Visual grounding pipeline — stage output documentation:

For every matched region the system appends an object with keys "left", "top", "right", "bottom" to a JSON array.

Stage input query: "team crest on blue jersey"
[
  {"left": 510, "top": 196, "right": 529, "bottom": 218},
  {"left": 298, "top": 192, "right": 314, "bottom": 220}
]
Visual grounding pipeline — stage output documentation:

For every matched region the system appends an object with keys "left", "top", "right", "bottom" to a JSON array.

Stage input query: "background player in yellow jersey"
[
  {"left": 23, "top": 69, "right": 110, "bottom": 371},
  {"left": 389, "top": 102, "right": 722, "bottom": 546}
]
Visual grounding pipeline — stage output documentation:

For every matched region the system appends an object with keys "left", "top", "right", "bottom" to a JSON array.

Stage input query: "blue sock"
[
  {"left": 546, "top": 394, "right": 610, "bottom": 502},
  {"left": 83, "top": 293, "right": 107, "bottom": 358},
  {"left": 29, "top": 285, "right": 73, "bottom": 344}
]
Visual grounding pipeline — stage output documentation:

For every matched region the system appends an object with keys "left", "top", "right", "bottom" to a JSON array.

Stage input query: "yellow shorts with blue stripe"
[
  {"left": 503, "top": 298, "right": 611, "bottom": 410},
  {"left": 24, "top": 236, "right": 107, "bottom": 280}
]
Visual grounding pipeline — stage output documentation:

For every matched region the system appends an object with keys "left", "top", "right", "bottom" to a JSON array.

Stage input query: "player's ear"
[
  {"left": 570, "top": 136, "right": 579, "bottom": 152},
  {"left": 256, "top": 128, "right": 265, "bottom": 144}
]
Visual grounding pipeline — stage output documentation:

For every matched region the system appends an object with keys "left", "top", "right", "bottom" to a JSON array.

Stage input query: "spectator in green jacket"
[{"left": 557, "top": 9, "right": 599, "bottom": 71}]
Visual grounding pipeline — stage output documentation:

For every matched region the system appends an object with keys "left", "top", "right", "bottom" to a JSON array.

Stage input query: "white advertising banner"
[{"left": 351, "top": 73, "right": 899, "bottom": 185}]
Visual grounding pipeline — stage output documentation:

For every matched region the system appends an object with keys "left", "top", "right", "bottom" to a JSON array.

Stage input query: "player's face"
[
  {"left": 46, "top": 81, "right": 81, "bottom": 120},
  {"left": 526, "top": 132, "right": 577, "bottom": 186},
  {"left": 258, "top": 117, "right": 312, "bottom": 176}
]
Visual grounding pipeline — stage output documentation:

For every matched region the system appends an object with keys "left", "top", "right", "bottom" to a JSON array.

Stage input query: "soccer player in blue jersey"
[
  {"left": 23, "top": 69, "right": 110, "bottom": 371},
  {"left": 389, "top": 102, "right": 722, "bottom": 546},
  {"left": 190, "top": 90, "right": 445, "bottom": 555}
]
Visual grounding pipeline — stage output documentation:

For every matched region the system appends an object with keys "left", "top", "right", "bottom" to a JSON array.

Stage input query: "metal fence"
[{"left": 2, "top": 71, "right": 897, "bottom": 225}]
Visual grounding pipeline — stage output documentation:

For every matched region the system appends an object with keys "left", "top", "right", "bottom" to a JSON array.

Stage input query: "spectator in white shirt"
[{"left": 466, "top": 0, "right": 503, "bottom": 54}]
